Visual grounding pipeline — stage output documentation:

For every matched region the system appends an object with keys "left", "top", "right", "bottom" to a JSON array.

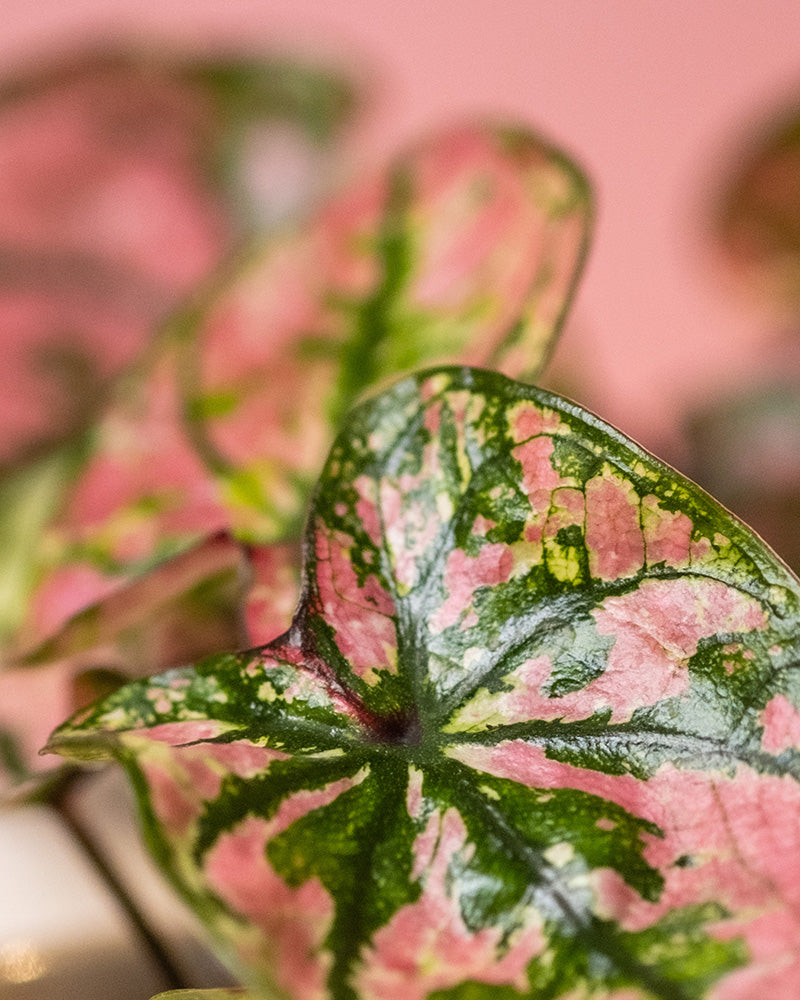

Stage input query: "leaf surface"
[
  {"left": 3, "top": 121, "right": 589, "bottom": 799},
  {"left": 48, "top": 368, "right": 800, "bottom": 998},
  {"left": 180, "top": 124, "right": 592, "bottom": 540}
]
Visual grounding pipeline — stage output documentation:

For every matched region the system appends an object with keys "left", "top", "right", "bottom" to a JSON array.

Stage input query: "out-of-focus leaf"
[
  {"left": 49, "top": 367, "right": 800, "bottom": 999},
  {"left": 182, "top": 56, "right": 358, "bottom": 228},
  {"left": 0, "top": 438, "right": 88, "bottom": 646},
  {"left": 19, "top": 530, "right": 250, "bottom": 675},
  {"left": 685, "top": 373, "right": 800, "bottom": 571},
  {"left": 715, "top": 97, "right": 800, "bottom": 313},
  {"left": 243, "top": 540, "right": 303, "bottom": 648},
  {"left": 6, "top": 120, "right": 588, "bottom": 662},
  {"left": 9, "top": 344, "right": 230, "bottom": 656},
  {"left": 8, "top": 333, "right": 298, "bottom": 658},
  {"left": 0, "top": 46, "right": 356, "bottom": 263},
  {"left": 0, "top": 248, "right": 170, "bottom": 468},
  {"left": 0, "top": 46, "right": 355, "bottom": 465},
  {"left": 0, "top": 345, "right": 238, "bottom": 798},
  {"left": 0, "top": 725, "right": 29, "bottom": 786},
  {"left": 150, "top": 990, "right": 255, "bottom": 1000},
  {"left": 0, "top": 46, "right": 355, "bottom": 793},
  {"left": 0, "top": 658, "right": 79, "bottom": 797},
  {"left": 186, "top": 56, "right": 356, "bottom": 144},
  {"left": 180, "top": 123, "right": 592, "bottom": 541}
]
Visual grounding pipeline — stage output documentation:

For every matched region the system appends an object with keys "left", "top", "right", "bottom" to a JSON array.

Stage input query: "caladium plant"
[
  {"left": 0, "top": 121, "right": 591, "bottom": 794},
  {"left": 0, "top": 44, "right": 356, "bottom": 791},
  {"left": 6, "top": 122, "right": 590, "bottom": 652},
  {"left": 48, "top": 366, "right": 800, "bottom": 999},
  {"left": 0, "top": 40, "right": 358, "bottom": 643}
]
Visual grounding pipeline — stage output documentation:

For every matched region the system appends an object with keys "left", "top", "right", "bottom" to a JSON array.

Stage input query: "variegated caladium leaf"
[
  {"left": 4, "top": 345, "right": 230, "bottom": 657},
  {"left": 0, "top": 435, "right": 89, "bottom": 646},
  {"left": 2, "top": 121, "right": 589, "bottom": 793},
  {"left": 48, "top": 367, "right": 800, "bottom": 999},
  {"left": 0, "top": 342, "right": 294, "bottom": 798},
  {"left": 5, "top": 336, "right": 288, "bottom": 668},
  {"left": 5, "top": 121, "right": 589, "bottom": 649},
  {"left": 180, "top": 123, "right": 592, "bottom": 541}
]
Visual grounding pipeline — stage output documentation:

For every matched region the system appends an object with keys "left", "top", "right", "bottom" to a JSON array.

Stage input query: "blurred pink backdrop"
[{"left": 2, "top": 0, "right": 800, "bottom": 453}]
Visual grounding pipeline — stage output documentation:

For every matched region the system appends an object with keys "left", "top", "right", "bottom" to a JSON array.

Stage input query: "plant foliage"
[
  {"left": 48, "top": 367, "right": 800, "bottom": 999},
  {"left": 2, "top": 121, "right": 591, "bottom": 796}
]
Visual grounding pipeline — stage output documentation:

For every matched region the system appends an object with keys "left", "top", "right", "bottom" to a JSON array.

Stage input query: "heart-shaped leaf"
[
  {"left": 10, "top": 122, "right": 590, "bottom": 651},
  {"left": 48, "top": 367, "right": 800, "bottom": 998},
  {"left": 180, "top": 123, "right": 592, "bottom": 541}
]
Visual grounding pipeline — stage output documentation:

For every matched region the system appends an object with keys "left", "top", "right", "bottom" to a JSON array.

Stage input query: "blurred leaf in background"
[
  {"left": 0, "top": 109, "right": 592, "bottom": 796},
  {"left": 714, "top": 93, "right": 800, "bottom": 317},
  {"left": 3, "top": 121, "right": 591, "bottom": 658},
  {"left": 0, "top": 45, "right": 358, "bottom": 468},
  {"left": 692, "top": 94, "right": 800, "bottom": 576},
  {"left": 0, "top": 43, "right": 357, "bottom": 793},
  {"left": 179, "top": 123, "right": 592, "bottom": 543}
]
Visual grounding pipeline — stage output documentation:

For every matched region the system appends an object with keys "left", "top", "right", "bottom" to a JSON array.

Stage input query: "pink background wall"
[{"left": 2, "top": 0, "right": 800, "bottom": 453}]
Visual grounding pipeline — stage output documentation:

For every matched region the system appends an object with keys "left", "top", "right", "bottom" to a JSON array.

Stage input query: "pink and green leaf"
[
  {"left": 0, "top": 48, "right": 354, "bottom": 795},
  {"left": 9, "top": 121, "right": 590, "bottom": 656},
  {"left": 2, "top": 120, "right": 589, "bottom": 784},
  {"left": 0, "top": 344, "right": 296, "bottom": 798},
  {"left": 180, "top": 124, "right": 592, "bottom": 540},
  {"left": 6, "top": 346, "right": 229, "bottom": 657},
  {"left": 0, "top": 436, "right": 89, "bottom": 646},
  {"left": 0, "top": 45, "right": 355, "bottom": 660},
  {"left": 48, "top": 368, "right": 800, "bottom": 998},
  {"left": 19, "top": 530, "right": 250, "bottom": 673}
]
